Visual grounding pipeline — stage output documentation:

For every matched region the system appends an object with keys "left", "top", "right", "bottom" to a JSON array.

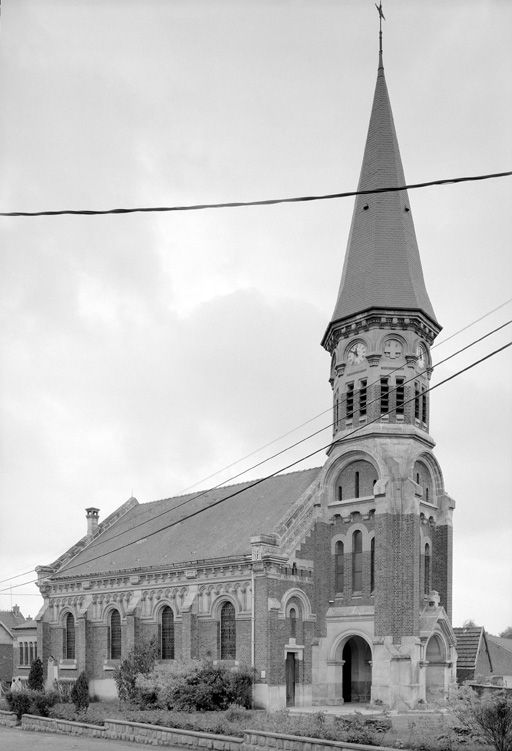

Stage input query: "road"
[{"left": 0, "top": 725, "right": 175, "bottom": 750}]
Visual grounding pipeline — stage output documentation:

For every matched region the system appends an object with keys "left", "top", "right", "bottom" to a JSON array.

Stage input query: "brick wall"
[
  {"left": 0, "top": 644, "right": 13, "bottom": 682},
  {"left": 432, "top": 524, "right": 452, "bottom": 619}
]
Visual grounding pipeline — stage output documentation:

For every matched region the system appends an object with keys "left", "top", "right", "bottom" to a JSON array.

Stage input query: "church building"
[{"left": 26, "top": 35, "right": 457, "bottom": 710}]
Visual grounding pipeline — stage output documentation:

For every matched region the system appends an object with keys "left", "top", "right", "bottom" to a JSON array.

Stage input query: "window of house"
[
  {"left": 424, "top": 543, "right": 431, "bottom": 595},
  {"left": 359, "top": 379, "right": 367, "bottom": 416},
  {"left": 352, "top": 531, "right": 363, "bottom": 592},
  {"left": 160, "top": 606, "right": 175, "bottom": 660},
  {"left": 109, "top": 609, "right": 122, "bottom": 660},
  {"left": 396, "top": 378, "right": 405, "bottom": 415},
  {"left": 380, "top": 378, "right": 389, "bottom": 415},
  {"left": 24, "top": 642, "right": 29, "bottom": 666},
  {"left": 335, "top": 540, "right": 344, "bottom": 593},
  {"left": 370, "top": 537, "right": 375, "bottom": 593},
  {"left": 29, "top": 642, "right": 34, "bottom": 664},
  {"left": 346, "top": 383, "right": 354, "bottom": 419},
  {"left": 220, "top": 602, "right": 236, "bottom": 660},
  {"left": 19, "top": 643, "right": 23, "bottom": 665},
  {"left": 289, "top": 607, "right": 297, "bottom": 639},
  {"left": 65, "top": 613, "right": 75, "bottom": 660}
]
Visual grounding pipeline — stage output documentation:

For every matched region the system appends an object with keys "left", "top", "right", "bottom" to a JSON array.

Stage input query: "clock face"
[
  {"left": 347, "top": 341, "right": 367, "bottom": 365},
  {"left": 416, "top": 343, "right": 427, "bottom": 369},
  {"left": 384, "top": 339, "right": 403, "bottom": 359}
]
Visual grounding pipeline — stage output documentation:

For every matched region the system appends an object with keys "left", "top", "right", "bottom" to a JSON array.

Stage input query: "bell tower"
[{"left": 315, "top": 13, "right": 457, "bottom": 708}]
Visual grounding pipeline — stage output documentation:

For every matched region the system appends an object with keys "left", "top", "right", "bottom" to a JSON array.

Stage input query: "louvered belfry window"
[
  {"left": 220, "top": 602, "right": 236, "bottom": 660},
  {"left": 109, "top": 609, "right": 121, "bottom": 660},
  {"left": 65, "top": 613, "right": 75, "bottom": 660},
  {"left": 160, "top": 606, "right": 175, "bottom": 660}
]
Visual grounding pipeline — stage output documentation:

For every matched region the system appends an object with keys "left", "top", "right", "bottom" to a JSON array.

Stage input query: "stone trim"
[{"left": 244, "top": 729, "right": 397, "bottom": 751}]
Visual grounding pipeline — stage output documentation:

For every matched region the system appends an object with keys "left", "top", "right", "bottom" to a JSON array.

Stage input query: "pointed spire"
[{"left": 324, "top": 38, "right": 439, "bottom": 343}]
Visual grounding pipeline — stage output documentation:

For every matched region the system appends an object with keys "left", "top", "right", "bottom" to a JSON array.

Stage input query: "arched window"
[
  {"left": 65, "top": 612, "right": 75, "bottom": 660},
  {"left": 109, "top": 609, "right": 122, "bottom": 660},
  {"left": 335, "top": 541, "right": 344, "bottom": 593},
  {"left": 220, "top": 602, "right": 236, "bottom": 660},
  {"left": 289, "top": 607, "right": 297, "bottom": 639},
  {"left": 355, "top": 471, "right": 360, "bottom": 498},
  {"left": 370, "top": 537, "right": 375, "bottom": 593},
  {"left": 352, "top": 530, "right": 363, "bottom": 592},
  {"left": 160, "top": 606, "right": 175, "bottom": 660},
  {"left": 424, "top": 543, "right": 431, "bottom": 595}
]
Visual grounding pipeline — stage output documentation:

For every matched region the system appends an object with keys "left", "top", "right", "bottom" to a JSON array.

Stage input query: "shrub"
[
  {"left": 27, "top": 657, "right": 44, "bottom": 691},
  {"left": 113, "top": 637, "right": 158, "bottom": 703},
  {"left": 451, "top": 685, "right": 512, "bottom": 751},
  {"left": 31, "top": 690, "right": 58, "bottom": 717},
  {"left": 71, "top": 672, "right": 89, "bottom": 711},
  {"left": 5, "top": 689, "right": 32, "bottom": 719}
]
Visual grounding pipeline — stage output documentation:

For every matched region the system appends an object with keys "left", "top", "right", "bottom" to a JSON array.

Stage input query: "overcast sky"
[{"left": 0, "top": 0, "right": 511, "bottom": 634}]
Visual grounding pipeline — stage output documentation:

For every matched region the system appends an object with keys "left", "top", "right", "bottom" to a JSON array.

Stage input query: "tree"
[
  {"left": 27, "top": 657, "right": 44, "bottom": 691},
  {"left": 113, "top": 637, "right": 158, "bottom": 703},
  {"left": 462, "top": 618, "right": 478, "bottom": 628},
  {"left": 499, "top": 626, "right": 512, "bottom": 639},
  {"left": 451, "top": 686, "right": 512, "bottom": 751},
  {"left": 71, "top": 671, "right": 89, "bottom": 711}
]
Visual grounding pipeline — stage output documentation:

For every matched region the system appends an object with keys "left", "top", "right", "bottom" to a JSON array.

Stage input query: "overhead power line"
[
  {"left": 1, "top": 170, "right": 510, "bottom": 218},
  {"left": 3, "top": 337, "right": 507, "bottom": 590},
  {"left": 1, "top": 311, "right": 511, "bottom": 591}
]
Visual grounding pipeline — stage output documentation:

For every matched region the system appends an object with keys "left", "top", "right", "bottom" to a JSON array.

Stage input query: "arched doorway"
[
  {"left": 341, "top": 636, "right": 372, "bottom": 703},
  {"left": 425, "top": 634, "right": 446, "bottom": 699}
]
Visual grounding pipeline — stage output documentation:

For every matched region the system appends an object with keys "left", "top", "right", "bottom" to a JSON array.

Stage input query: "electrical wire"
[
  {"left": 1, "top": 316, "right": 511, "bottom": 592},
  {"left": 1, "top": 171, "right": 510, "bottom": 218},
  {"left": 3, "top": 337, "right": 506, "bottom": 589}
]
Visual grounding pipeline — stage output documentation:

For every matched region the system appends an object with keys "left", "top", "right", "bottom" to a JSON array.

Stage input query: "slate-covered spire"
[{"left": 324, "top": 51, "right": 439, "bottom": 342}]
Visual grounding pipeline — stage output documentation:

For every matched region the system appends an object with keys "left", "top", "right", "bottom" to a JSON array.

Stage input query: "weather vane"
[{"left": 375, "top": 1, "right": 385, "bottom": 56}]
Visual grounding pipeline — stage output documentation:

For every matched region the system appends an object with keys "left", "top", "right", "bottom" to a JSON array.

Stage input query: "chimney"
[{"left": 86, "top": 507, "right": 100, "bottom": 537}]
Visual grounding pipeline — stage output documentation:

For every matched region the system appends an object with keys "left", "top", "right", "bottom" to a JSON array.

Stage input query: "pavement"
[{"left": 0, "top": 726, "right": 160, "bottom": 750}]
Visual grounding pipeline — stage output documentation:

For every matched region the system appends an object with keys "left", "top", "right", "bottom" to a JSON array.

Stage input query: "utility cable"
[
  {"left": 1, "top": 171, "right": 510, "bottom": 218},
  {"left": 2, "top": 315, "right": 511, "bottom": 592},
  {"left": 4, "top": 337, "right": 506, "bottom": 587},
  {"left": 180, "top": 297, "right": 512, "bottom": 493}
]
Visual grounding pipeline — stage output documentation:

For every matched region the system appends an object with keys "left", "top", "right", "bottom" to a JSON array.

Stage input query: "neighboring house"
[
  {"left": 0, "top": 606, "right": 26, "bottom": 683},
  {"left": 31, "top": 36, "right": 457, "bottom": 711},
  {"left": 454, "top": 627, "right": 512, "bottom": 686},
  {"left": 12, "top": 619, "right": 38, "bottom": 684}
]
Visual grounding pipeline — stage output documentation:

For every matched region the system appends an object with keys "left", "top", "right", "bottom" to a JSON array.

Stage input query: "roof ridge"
[{"left": 143, "top": 465, "right": 323, "bottom": 507}]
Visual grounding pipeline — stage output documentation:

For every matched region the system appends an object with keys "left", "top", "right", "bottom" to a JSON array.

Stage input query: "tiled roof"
[
  {"left": 52, "top": 467, "right": 322, "bottom": 578},
  {"left": 326, "top": 53, "right": 438, "bottom": 331},
  {"left": 487, "top": 636, "right": 512, "bottom": 675},
  {"left": 453, "top": 626, "right": 483, "bottom": 669},
  {"left": 12, "top": 619, "right": 37, "bottom": 630},
  {"left": 0, "top": 610, "right": 25, "bottom": 629}
]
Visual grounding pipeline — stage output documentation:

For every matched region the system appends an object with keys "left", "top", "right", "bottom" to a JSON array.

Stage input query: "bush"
[
  {"left": 113, "top": 638, "right": 158, "bottom": 703},
  {"left": 71, "top": 672, "right": 89, "bottom": 711},
  {"left": 451, "top": 685, "right": 512, "bottom": 751},
  {"left": 5, "top": 689, "right": 32, "bottom": 719},
  {"left": 27, "top": 658, "right": 44, "bottom": 691}
]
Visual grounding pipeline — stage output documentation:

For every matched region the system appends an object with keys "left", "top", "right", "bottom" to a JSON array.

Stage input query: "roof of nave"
[
  {"left": 325, "top": 52, "right": 438, "bottom": 339},
  {"left": 51, "top": 467, "right": 322, "bottom": 579}
]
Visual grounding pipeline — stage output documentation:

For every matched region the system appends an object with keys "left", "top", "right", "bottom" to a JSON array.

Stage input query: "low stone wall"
[
  {"left": 21, "top": 714, "right": 243, "bottom": 749},
  {"left": 105, "top": 718, "right": 243, "bottom": 749},
  {"left": 244, "top": 730, "right": 397, "bottom": 751},
  {"left": 0, "top": 709, "right": 17, "bottom": 727},
  {"left": 21, "top": 714, "right": 106, "bottom": 738},
  {"left": 18, "top": 716, "right": 401, "bottom": 751}
]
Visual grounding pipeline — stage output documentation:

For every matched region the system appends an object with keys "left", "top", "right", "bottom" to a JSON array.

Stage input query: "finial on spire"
[{"left": 375, "top": 1, "right": 385, "bottom": 66}]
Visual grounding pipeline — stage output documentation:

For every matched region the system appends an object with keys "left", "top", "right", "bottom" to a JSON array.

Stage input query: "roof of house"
[
  {"left": 0, "top": 609, "right": 25, "bottom": 630},
  {"left": 12, "top": 619, "right": 37, "bottom": 631},
  {"left": 453, "top": 627, "right": 485, "bottom": 669},
  {"left": 487, "top": 635, "right": 512, "bottom": 676},
  {"left": 52, "top": 467, "right": 322, "bottom": 579},
  {"left": 325, "top": 51, "right": 438, "bottom": 334}
]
